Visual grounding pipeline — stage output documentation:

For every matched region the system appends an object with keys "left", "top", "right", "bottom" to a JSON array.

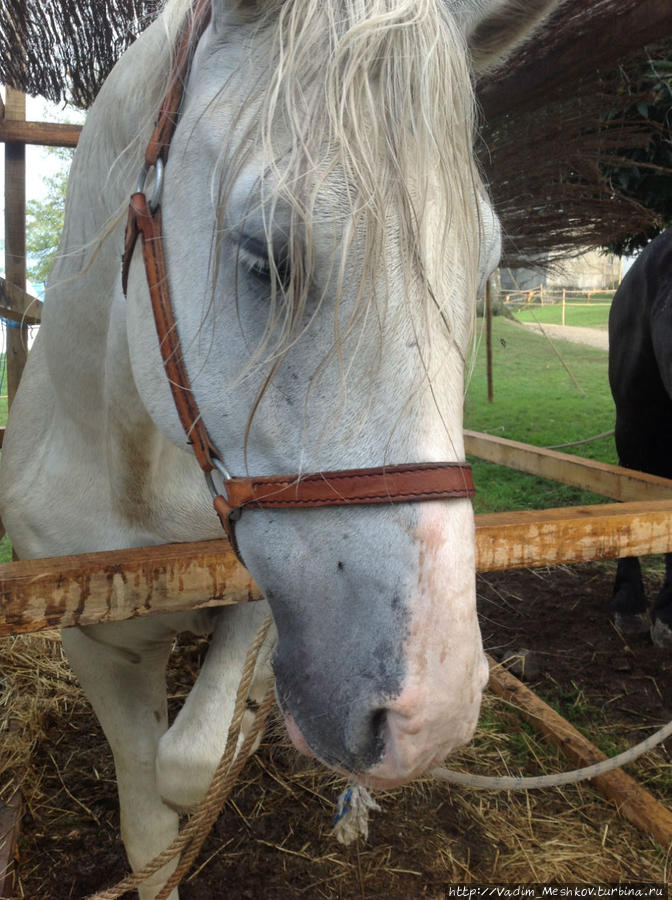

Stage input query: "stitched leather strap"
[
  {"left": 121, "top": 0, "right": 216, "bottom": 472},
  {"left": 223, "top": 462, "right": 474, "bottom": 509},
  {"left": 123, "top": 192, "right": 219, "bottom": 471},
  {"left": 146, "top": 0, "right": 212, "bottom": 167},
  {"left": 212, "top": 463, "right": 474, "bottom": 562}
]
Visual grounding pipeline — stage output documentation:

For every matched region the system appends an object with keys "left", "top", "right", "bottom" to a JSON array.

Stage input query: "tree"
[
  {"left": 602, "top": 53, "right": 672, "bottom": 256},
  {"left": 25, "top": 147, "right": 72, "bottom": 290}
]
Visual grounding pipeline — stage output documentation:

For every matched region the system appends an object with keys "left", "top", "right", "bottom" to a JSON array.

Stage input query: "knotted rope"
[{"left": 89, "top": 614, "right": 274, "bottom": 900}]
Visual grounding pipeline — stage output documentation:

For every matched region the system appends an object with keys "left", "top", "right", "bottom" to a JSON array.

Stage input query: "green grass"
[
  {"left": 512, "top": 302, "right": 611, "bottom": 330},
  {"left": 0, "top": 534, "right": 11, "bottom": 562},
  {"left": 464, "top": 318, "right": 617, "bottom": 514}
]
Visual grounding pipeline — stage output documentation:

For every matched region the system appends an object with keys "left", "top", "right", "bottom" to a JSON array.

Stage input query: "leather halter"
[{"left": 121, "top": 0, "right": 475, "bottom": 563}]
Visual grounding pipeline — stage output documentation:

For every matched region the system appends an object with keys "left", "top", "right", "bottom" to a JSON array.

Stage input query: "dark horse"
[{"left": 609, "top": 228, "right": 672, "bottom": 648}]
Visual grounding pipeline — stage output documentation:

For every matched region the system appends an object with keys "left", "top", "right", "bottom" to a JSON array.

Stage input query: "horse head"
[{"left": 122, "top": 0, "right": 557, "bottom": 788}]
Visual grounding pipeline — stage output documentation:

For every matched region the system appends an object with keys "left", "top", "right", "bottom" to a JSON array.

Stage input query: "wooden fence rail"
[
  {"left": 0, "top": 276, "right": 43, "bottom": 325},
  {"left": 501, "top": 287, "right": 616, "bottom": 306},
  {"left": 464, "top": 430, "right": 672, "bottom": 501},
  {"left": 4, "top": 434, "right": 672, "bottom": 635},
  {"left": 0, "top": 119, "right": 81, "bottom": 148},
  {"left": 4, "top": 496, "right": 672, "bottom": 636}
]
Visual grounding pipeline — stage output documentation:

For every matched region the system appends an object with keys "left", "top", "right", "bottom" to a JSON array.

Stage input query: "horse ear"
[{"left": 451, "top": 0, "right": 561, "bottom": 75}]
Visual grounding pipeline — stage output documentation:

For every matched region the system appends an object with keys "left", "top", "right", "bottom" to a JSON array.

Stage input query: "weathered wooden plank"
[
  {"left": 465, "top": 430, "right": 672, "bottom": 502},
  {"left": 0, "top": 119, "right": 81, "bottom": 148},
  {"left": 476, "top": 500, "right": 672, "bottom": 573},
  {"left": 4, "top": 500, "right": 672, "bottom": 634},
  {"left": 488, "top": 657, "right": 672, "bottom": 848},
  {"left": 4, "top": 88, "right": 29, "bottom": 410},
  {"left": 0, "top": 276, "right": 42, "bottom": 325},
  {"left": 0, "top": 540, "right": 261, "bottom": 635}
]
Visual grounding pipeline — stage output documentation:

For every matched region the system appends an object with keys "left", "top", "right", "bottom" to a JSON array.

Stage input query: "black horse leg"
[
  {"left": 608, "top": 228, "right": 672, "bottom": 647},
  {"left": 609, "top": 555, "right": 650, "bottom": 634},
  {"left": 651, "top": 552, "right": 672, "bottom": 648}
]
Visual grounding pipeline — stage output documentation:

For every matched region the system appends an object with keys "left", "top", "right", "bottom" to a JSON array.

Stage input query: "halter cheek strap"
[{"left": 121, "top": 0, "right": 475, "bottom": 566}]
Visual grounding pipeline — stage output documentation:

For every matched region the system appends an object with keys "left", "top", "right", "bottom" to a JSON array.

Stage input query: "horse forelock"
[{"left": 200, "top": 0, "right": 484, "bottom": 386}]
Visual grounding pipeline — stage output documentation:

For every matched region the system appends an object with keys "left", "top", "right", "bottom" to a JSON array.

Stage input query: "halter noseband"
[{"left": 121, "top": 0, "right": 475, "bottom": 564}]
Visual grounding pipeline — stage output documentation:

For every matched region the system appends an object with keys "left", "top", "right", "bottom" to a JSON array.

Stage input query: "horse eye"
[
  {"left": 238, "top": 239, "right": 291, "bottom": 289},
  {"left": 238, "top": 243, "right": 272, "bottom": 280}
]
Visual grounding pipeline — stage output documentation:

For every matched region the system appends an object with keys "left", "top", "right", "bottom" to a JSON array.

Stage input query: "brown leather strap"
[
  {"left": 146, "top": 0, "right": 212, "bottom": 167},
  {"left": 121, "top": 1, "right": 217, "bottom": 472},
  {"left": 122, "top": 193, "right": 219, "bottom": 472},
  {"left": 223, "top": 462, "right": 474, "bottom": 509},
  {"left": 212, "top": 462, "right": 474, "bottom": 563}
]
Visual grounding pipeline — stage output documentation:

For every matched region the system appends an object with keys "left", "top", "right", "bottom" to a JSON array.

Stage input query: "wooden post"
[
  {"left": 0, "top": 88, "right": 27, "bottom": 890},
  {"left": 485, "top": 278, "right": 493, "bottom": 404},
  {"left": 4, "top": 88, "right": 28, "bottom": 411},
  {"left": 488, "top": 658, "right": 672, "bottom": 849},
  {"left": 561, "top": 288, "right": 566, "bottom": 326}
]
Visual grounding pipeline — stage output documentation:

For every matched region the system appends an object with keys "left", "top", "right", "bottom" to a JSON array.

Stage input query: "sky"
[
  {"left": 0, "top": 93, "right": 84, "bottom": 353},
  {"left": 0, "top": 94, "right": 79, "bottom": 223}
]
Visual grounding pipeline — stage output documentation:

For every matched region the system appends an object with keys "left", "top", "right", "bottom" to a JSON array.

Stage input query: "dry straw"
[{"left": 3, "top": 625, "right": 670, "bottom": 895}]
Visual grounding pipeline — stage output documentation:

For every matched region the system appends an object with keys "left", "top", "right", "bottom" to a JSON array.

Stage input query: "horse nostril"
[
  {"left": 364, "top": 707, "right": 387, "bottom": 768},
  {"left": 370, "top": 708, "right": 387, "bottom": 743},
  {"left": 343, "top": 705, "right": 388, "bottom": 771}
]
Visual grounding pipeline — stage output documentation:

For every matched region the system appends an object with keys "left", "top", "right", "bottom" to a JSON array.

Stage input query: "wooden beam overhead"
[
  {"left": 0, "top": 276, "right": 42, "bottom": 325},
  {"left": 5, "top": 499, "right": 672, "bottom": 635},
  {"left": 0, "top": 119, "right": 81, "bottom": 148}
]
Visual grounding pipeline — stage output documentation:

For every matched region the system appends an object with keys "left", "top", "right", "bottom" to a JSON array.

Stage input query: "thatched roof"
[
  {"left": 1, "top": 0, "right": 671, "bottom": 263},
  {"left": 0, "top": 1, "right": 153, "bottom": 109},
  {"left": 477, "top": 0, "right": 672, "bottom": 263}
]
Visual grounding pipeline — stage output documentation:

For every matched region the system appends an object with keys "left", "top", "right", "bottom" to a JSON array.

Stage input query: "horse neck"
[
  {"left": 40, "top": 19, "right": 192, "bottom": 475},
  {"left": 43, "top": 15, "right": 171, "bottom": 399}
]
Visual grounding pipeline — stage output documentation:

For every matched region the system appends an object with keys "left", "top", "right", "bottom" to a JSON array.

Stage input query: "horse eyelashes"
[{"left": 238, "top": 242, "right": 291, "bottom": 290}]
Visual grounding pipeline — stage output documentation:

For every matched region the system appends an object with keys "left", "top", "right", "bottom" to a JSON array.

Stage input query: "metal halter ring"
[
  {"left": 205, "top": 455, "right": 234, "bottom": 500},
  {"left": 136, "top": 158, "right": 165, "bottom": 213}
]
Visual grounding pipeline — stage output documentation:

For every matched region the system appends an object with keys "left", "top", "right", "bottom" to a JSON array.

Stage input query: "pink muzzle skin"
[{"left": 281, "top": 701, "right": 483, "bottom": 789}]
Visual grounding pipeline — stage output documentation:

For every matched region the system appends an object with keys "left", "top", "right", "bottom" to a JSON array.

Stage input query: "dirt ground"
[{"left": 8, "top": 561, "right": 672, "bottom": 899}]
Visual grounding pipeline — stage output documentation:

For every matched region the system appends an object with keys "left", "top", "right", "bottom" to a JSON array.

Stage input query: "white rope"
[
  {"left": 544, "top": 429, "right": 614, "bottom": 450},
  {"left": 326, "top": 717, "right": 672, "bottom": 843},
  {"left": 430, "top": 717, "right": 672, "bottom": 791}
]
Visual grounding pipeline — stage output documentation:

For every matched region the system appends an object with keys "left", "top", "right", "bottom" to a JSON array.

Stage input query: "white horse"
[{"left": 1, "top": 0, "right": 558, "bottom": 896}]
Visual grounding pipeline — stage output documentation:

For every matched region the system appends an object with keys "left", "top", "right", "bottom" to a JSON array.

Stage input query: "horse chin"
[{"left": 283, "top": 712, "right": 316, "bottom": 758}]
